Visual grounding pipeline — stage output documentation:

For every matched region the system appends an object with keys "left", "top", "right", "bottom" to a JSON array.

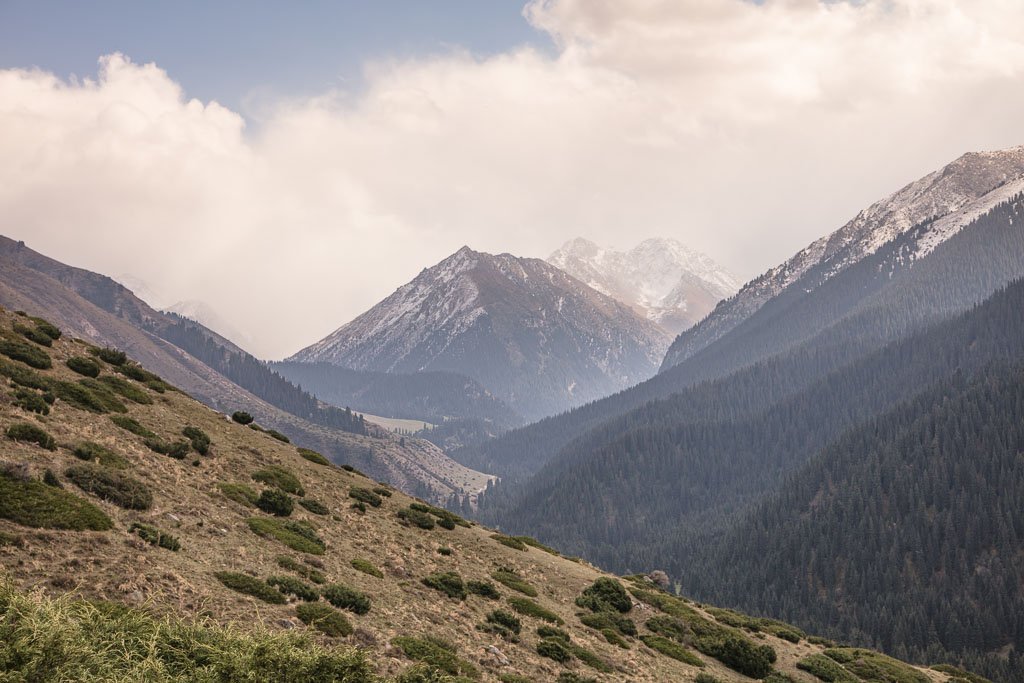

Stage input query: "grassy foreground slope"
[{"left": 0, "top": 307, "right": 981, "bottom": 682}]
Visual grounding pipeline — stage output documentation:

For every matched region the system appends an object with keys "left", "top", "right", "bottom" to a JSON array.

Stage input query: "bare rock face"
[{"left": 289, "top": 247, "right": 671, "bottom": 420}]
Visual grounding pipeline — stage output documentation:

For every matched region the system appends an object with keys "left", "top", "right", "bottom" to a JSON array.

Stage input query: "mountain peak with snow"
[
  {"left": 289, "top": 247, "right": 670, "bottom": 420},
  {"left": 547, "top": 237, "right": 739, "bottom": 335}
]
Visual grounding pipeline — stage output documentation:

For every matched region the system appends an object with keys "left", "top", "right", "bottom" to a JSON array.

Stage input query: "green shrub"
[
  {"left": 65, "top": 464, "right": 152, "bottom": 510},
  {"left": 0, "top": 471, "right": 113, "bottom": 530},
  {"left": 421, "top": 571, "right": 466, "bottom": 600},
  {"left": 277, "top": 555, "right": 327, "bottom": 584},
  {"left": 247, "top": 517, "right": 326, "bottom": 555},
  {"left": 823, "top": 649, "right": 857, "bottom": 664},
  {"left": 511, "top": 535, "right": 559, "bottom": 555},
  {"left": 218, "top": 482, "right": 259, "bottom": 506},
  {"left": 695, "top": 674, "right": 722, "bottom": 683},
  {"left": 349, "top": 487, "right": 382, "bottom": 508},
  {"left": 351, "top": 558, "right": 383, "bottom": 578},
  {"left": 0, "top": 531, "right": 24, "bottom": 548},
  {"left": 214, "top": 571, "right": 287, "bottom": 604},
  {"left": 350, "top": 501, "right": 366, "bottom": 513},
  {"left": 14, "top": 322, "right": 53, "bottom": 347},
  {"left": 557, "top": 675, "right": 596, "bottom": 683},
  {"left": 296, "top": 602, "right": 353, "bottom": 637},
  {"left": 537, "top": 625, "right": 571, "bottom": 642},
  {"left": 498, "top": 675, "right": 533, "bottom": 683},
  {"left": 507, "top": 597, "right": 563, "bottom": 624},
  {"left": 322, "top": 583, "right": 371, "bottom": 615},
  {"left": 486, "top": 609, "right": 521, "bottom": 635},
  {"left": 74, "top": 379, "right": 129, "bottom": 413},
  {"left": 42, "top": 469, "right": 62, "bottom": 488},
  {"left": 371, "top": 486, "right": 392, "bottom": 497},
  {"left": 646, "top": 615, "right": 690, "bottom": 642},
  {"left": 397, "top": 507, "right": 434, "bottom": 529},
  {"left": 467, "top": 580, "right": 500, "bottom": 599},
  {"left": 763, "top": 674, "right": 797, "bottom": 683},
  {"left": 66, "top": 356, "right": 101, "bottom": 378},
  {"left": 0, "top": 581, "right": 375, "bottom": 680},
  {"left": 181, "top": 426, "right": 210, "bottom": 454},
  {"left": 232, "top": 411, "right": 254, "bottom": 425},
  {"left": 13, "top": 388, "right": 50, "bottom": 415},
  {"left": 252, "top": 465, "right": 304, "bottom": 495},
  {"left": 94, "top": 347, "right": 127, "bottom": 365},
  {"left": 0, "top": 357, "right": 49, "bottom": 389},
  {"left": 576, "top": 578, "right": 631, "bottom": 613},
  {"left": 391, "top": 636, "right": 478, "bottom": 678},
  {"left": 266, "top": 429, "right": 290, "bottom": 443},
  {"left": 109, "top": 415, "right": 156, "bottom": 438},
  {"left": 298, "top": 498, "right": 328, "bottom": 515},
  {"left": 129, "top": 522, "right": 181, "bottom": 551},
  {"left": 931, "top": 664, "right": 992, "bottom": 683},
  {"left": 699, "top": 634, "right": 775, "bottom": 679},
  {"left": 297, "top": 447, "right": 330, "bottom": 466},
  {"left": 28, "top": 317, "right": 61, "bottom": 340},
  {"left": 0, "top": 337, "right": 52, "bottom": 369},
  {"left": 267, "top": 575, "right": 319, "bottom": 602},
  {"left": 143, "top": 437, "right": 190, "bottom": 459},
  {"left": 114, "top": 363, "right": 173, "bottom": 393},
  {"left": 437, "top": 546, "right": 452, "bottom": 556},
  {"left": 536, "top": 638, "right": 572, "bottom": 663},
  {"left": 838, "top": 649, "right": 930, "bottom": 683},
  {"left": 566, "top": 643, "right": 613, "bottom": 673},
  {"left": 601, "top": 628, "right": 629, "bottom": 648},
  {"left": 5, "top": 422, "right": 56, "bottom": 450},
  {"left": 491, "top": 534, "right": 526, "bottom": 551},
  {"left": 797, "top": 654, "right": 859, "bottom": 682},
  {"left": 492, "top": 568, "right": 537, "bottom": 597},
  {"left": 47, "top": 380, "right": 114, "bottom": 413},
  {"left": 257, "top": 488, "right": 295, "bottom": 516},
  {"left": 641, "top": 635, "right": 704, "bottom": 667},
  {"left": 580, "top": 610, "right": 637, "bottom": 636}
]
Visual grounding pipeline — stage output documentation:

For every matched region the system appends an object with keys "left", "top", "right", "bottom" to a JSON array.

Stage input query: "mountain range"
[
  {"left": 463, "top": 145, "right": 1024, "bottom": 681},
  {"left": 0, "top": 304, "right": 971, "bottom": 681},
  {"left": 288, "top": 246, "right": 672, "bottom": 421},
  {"left": 548, "top": 237, "right": 739, "bottom": 335},
  {"left": 0, "top": 236, "right": 492, "bottom": 503}
]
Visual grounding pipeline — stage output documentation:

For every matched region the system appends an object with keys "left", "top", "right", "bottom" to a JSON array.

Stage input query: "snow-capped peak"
[{"left": 547, "top": 237, "right": 739, "bottom": 335}]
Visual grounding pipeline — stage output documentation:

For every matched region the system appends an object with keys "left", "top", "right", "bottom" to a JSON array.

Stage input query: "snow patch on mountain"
[
  {"left": 548, "top": 237, "right": 739, "bottom": 335},
  {"left": 661, "top": 144, "right": 1024, "bottom": 371}
]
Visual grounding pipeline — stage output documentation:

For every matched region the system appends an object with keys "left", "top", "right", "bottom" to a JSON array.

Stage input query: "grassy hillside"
[{"left": 0, "top": 307, "right": 979, "bottom": 682}]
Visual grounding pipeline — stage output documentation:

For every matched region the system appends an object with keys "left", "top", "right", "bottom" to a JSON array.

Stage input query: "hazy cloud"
[{"left": 3, "top": 1, "right": 1024, "bottom": 358}]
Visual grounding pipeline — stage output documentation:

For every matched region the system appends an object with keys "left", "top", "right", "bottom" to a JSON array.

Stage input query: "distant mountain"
[
  {"left": 0, "top": 236, "right": 491, "bottom": 502},
  {"left": 548, "top": 237, "right": 739, "bottom": 335},
  {"left": 662, "top": 145, "right": 1024, "bottom": 370},
  {"left": 288, "top": 246, "right": 671, "bottom": 420},
  {"left": 164, "top": 299, "right": 254, "bottom": 353}
]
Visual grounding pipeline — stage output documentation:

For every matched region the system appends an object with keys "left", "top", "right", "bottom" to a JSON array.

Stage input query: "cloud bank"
[{"left": 2, "top": 0, "right": 1023, "bottom": 358}]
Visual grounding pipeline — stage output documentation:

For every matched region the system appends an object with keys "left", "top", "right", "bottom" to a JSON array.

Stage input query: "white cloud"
[{"left": 2, "top": 1, "right": 1023, "bottom": 358}]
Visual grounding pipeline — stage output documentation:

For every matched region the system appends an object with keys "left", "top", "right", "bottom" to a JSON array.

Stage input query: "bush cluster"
[
  {"left": 277, "top": 555, "right": 327, "bottom": 584},
  {"left": 94, "top": 347, "right": 127, "bottom": 365},
  {"left": 265, "top": 429, "right": 290, "bottom": 443},
  {"left": 109, "top": 415, "right": 156, "bottom": 438},
  {"left": 182, "top": 426, "right": 210, "bottom": 455},
  {"left": 13, "top": 388, "right": 51, "bottom": 415},
  {"left": 267, "top": 575, "right": 320, "bottom": 602},
  {"left": 5, "top": 422, "right": 56, "bottom": 450},
  {"left": 257, "top": 488, "right": 295, "bottom": 516},
  {"left": 391, "top": 636, "right": 477, "bottom": 678},
  {"left": 217, "top": 482, "right": 259, "bottom": 507},
  {"left": 581, "top": 610, "right": 637, "bottom": 637},
  {"left": 130, "top": 522, "right": 181, "bottom": 551},
  {"left": 397, "top": 507, "right": 434, "bottom": 529},
  {"left": 298, "top": 498, "right": 329, "bottom": 515},
  {"left": 576, "top": 578, "right": 632, "bottom": 613},
  {"left": 421, "top": 572, "right": 466, "bottom": 600},
  {"left": 14, "top": 323, "right": 54, "bottom": 347},
  {"left": 322, "top": 583, "right": 371, "bottom": 615},
  {"left": 485, "top": 609, "right": 521, "bottom": 636},
  {"left": 349, "top": 487, "right": 383, "bottom": 508},
  {"left": 247, "top": 517, "right": 326, "bottom": 555},
  {"left": 351, "top": 558, "right": 383, "bottom": 579},
  {"left": 95, "top": 375, "right": 153, "bottom": 404},
  {"left": 297, "top": 447, "right": 330, "bottom": 466},
  {"left": 65, "top": 464, "right": 153, "bottom": 510},
  {"left": 296, "top": 602, "right": 353, "bottom": 637},
  {"left": 214, "top": 571, "right": 287, "bottom": 604},
  {"left": 467, "top": 580, "right": 500, "bottom": 599},
  {"left": 490, "top": 534, "right": 527, "bottom": 551},
  {"left": 0, "top": 357, "right": 49, "bottom": 390},
  {"left": 507, "top": 597, "right": 563, "bottom": 624},
  {"left": 66, "top": 357, "right": 101, "bottom": 378},
  {"left": 231, "top": 411, "right": 254, "bottom": 425},
  {"left": 641, "top": 635, "right": 704, "bottom": 667},
  {"left": 252, "top": 465, "right": 305, "bottom": 495},
  {"left": 491, "top": 568, "right": 537, "bottom": 597},
  {"left": 0, "top": 337, "right": 52, "bottom": 369},
  {"left": 0, "top": 470, "right": 113, "bottom": 530}
]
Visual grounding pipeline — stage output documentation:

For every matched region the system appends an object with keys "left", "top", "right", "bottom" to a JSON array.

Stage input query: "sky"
[{"left": 2, "top": 0, "right": 1023, "bottom": 359}]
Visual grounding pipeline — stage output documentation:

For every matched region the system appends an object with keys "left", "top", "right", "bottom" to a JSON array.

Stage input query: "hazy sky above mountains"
[{"left": 2, "top": 0, "right": 1024, "bottom": 358}]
